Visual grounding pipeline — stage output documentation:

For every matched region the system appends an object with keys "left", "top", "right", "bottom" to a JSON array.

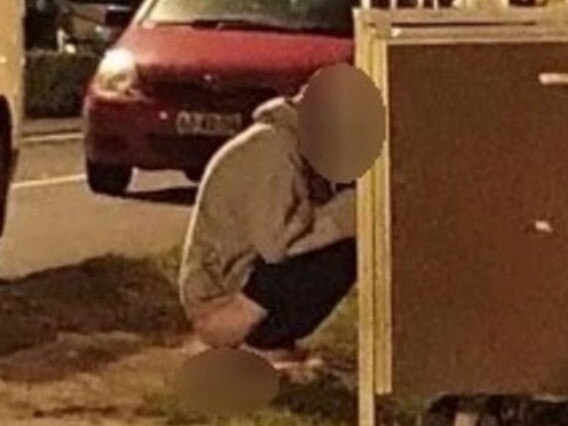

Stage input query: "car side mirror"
[{"left": 104, "top": 5, "right": 133, "bottom": 28}]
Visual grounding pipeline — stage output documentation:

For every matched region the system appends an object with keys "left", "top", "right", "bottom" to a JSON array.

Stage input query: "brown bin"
[{"left": 355, "top": 5, "right": 568, "bottom": 425}]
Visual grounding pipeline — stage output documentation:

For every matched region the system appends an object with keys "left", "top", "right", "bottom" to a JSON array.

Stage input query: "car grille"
[
  {"left": 141, "top": 81, "right": 279, "bottom": 117},
  {"left": 147, "top": 133, "right": 226, "bottom": 166},
  {"left": 141, "top": 82, "right": 280, "bottom": 168}
]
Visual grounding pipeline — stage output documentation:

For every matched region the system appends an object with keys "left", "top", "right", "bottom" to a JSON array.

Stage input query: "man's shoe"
[
  {"left": 240, "top": 344, "right": 325, "bottom": 371},
  {"left": 182, "top": 335, "right": 211, "bottom": 358}
]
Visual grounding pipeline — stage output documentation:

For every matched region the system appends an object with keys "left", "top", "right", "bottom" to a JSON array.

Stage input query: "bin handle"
[{"left": 539, "top": 72, "right": 568, "bottom": 86}]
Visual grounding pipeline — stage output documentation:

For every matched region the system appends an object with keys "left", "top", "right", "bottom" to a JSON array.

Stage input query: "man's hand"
[
  {"left": 193, "top": 293, "right": 268, "bottom": 348},
  {"left": 287, "top": 188, "right": 356, "bottom": 257}
]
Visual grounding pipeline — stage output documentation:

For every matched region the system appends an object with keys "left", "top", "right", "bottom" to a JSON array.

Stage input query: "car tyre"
[
  {"left": 86, "top": 161, "right": 132, "bottom": 195},
  {"left": 183, "top": 167, "right": 205, "bottom": 183}
]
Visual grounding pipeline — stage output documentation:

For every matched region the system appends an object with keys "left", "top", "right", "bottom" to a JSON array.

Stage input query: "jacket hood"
[{"left": 252, "top": 95, "right": 303, "bottom": 133}]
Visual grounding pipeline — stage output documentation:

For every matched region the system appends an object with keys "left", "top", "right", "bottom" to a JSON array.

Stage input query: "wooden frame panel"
[
  {"left": 355, "top": 10, "right": 393, "bottom": 426},
  {"left": 356, "top": 7, "right": 568, "bottom": 426}
]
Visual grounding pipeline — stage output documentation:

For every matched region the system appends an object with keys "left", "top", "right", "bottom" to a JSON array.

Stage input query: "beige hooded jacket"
[{"left": 178, "top": 96, "right": 355, "bottom": 320}]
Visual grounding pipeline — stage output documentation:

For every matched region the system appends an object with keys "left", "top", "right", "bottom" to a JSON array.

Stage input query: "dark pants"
[{"left": 242, "top": 238, "right": 357, "bottom": 350}]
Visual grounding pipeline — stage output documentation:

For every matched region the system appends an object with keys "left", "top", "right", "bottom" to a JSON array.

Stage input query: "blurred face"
[{"left": 298, "top": 64, "right": 386, "bottom": 184}]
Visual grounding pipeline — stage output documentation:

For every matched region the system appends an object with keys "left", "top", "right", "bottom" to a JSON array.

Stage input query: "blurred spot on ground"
[
  {"left": 143, "top": 371, "right": 358, "bottom": 426},
  {"left": 174, "top": 348, "right": 280, "bottom": 417}
]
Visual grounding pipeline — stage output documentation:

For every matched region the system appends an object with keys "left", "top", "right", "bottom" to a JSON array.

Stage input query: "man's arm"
[{"left": 246, "top": 130, "right": 314, "bottom": 264}]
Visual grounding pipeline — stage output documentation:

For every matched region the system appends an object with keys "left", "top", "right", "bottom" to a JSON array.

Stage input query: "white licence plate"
[{"left": 176, "top": 111, "right": 243, "bottom": 137}]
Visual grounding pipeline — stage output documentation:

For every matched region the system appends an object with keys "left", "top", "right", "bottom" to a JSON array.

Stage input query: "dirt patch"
[
  {"left": 0, "top": 254, "right": 188, "bottom": 359},
  {"left": 0, "top": 252, "right": 359, "bottom": 426},
  {"left": 0, "top": 343, "right": 184, "bottom": 423},
  {"left": 0, "top": 332, "right": 144, "bottom": 383},
  {"left": 0, "top": 253, "right": 190, "bottom": 422}
]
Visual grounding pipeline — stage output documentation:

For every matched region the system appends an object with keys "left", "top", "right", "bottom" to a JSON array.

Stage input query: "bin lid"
[{"left": 355, "top": 4, "right": 568, "bottom": 43}]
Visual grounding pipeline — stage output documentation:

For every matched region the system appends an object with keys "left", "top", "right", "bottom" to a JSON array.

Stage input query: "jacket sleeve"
[
  {"left": 245, "top": 130, "right": 314, "bottom": 264},
  {"left": 287, "top": 187, "right": 356, "bottom": 257}
]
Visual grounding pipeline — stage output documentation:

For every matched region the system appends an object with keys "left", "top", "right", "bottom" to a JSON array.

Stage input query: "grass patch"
[
  {"left": 306, "top": 290, "right": 357, "bottom": 369},
  {"left": 141, "top": 373, "right": 357, "bottom": 426},
  {"left": 0, "top": 248, "right": 426, "bottom": 425},
  {"left": 142, "top": 252, "right": 431, "bottom": 426},
  {"left": 138, "top": 271, "right": 360, "bottom": 426},
  {"left": 25, "top": 50, "right": 100, "bottom": 118}
]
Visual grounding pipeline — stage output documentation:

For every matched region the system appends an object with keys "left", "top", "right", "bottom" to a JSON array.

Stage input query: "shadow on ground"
[
  {"left": 274, "top": 373, "right": 358, "bottom": 424},
  {"left": 0, "top": 252, "right": 188, "bottom": 383},
  {"left": 125, "top": 187, "right": 197, "bottom": 206}
]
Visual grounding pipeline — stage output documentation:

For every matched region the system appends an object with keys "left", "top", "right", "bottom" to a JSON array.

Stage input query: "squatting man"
[{"left": 177, "top": 82, "right": 357, "bottom": 368}]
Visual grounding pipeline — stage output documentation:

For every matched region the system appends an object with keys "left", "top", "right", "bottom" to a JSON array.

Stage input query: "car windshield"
[
  {"left": 55, "top": 0, "right": 136, "bottom": 5},
  {"left": 145, "top": 0, "right": 356, "bottom": 35}
]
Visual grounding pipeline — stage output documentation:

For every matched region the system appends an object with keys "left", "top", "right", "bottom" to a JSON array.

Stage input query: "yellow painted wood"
[
  {"left": 357, "top": 158, "right": 378, "bottom": 426},
  {"left": 0, "top": 0, "right": 24, "bottom": 139},
  {"left": 355, "top": 10, "right": 393, "bottom": 426},
  {"left": 360, "top": 6, "right": 568, "bottom": 26},
  {"left": 355, "top": 13, "right": 378, "bottom": 426},
  {"left": 368, "top": 37, "right": 393, "bottom": 398}
]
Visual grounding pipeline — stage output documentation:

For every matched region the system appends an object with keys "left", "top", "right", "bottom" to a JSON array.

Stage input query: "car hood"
[{"left": 117, "top": 25, "right": 353, "bottom": 91}]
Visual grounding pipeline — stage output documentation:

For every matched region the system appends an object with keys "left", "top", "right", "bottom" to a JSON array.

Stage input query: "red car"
[{"left": 83, "top": 0, "right": 354, "bottom": 195}]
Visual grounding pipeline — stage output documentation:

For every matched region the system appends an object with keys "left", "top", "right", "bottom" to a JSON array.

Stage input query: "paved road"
[{"left": 0, "top": 135, "right": 194, "bottom": 278}]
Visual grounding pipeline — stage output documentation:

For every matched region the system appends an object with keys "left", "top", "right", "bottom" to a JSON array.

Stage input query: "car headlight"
[{"left": 94, "top": 49, "right": 138, "bottom": 95}]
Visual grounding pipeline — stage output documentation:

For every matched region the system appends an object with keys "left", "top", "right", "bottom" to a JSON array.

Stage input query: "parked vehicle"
[
  {"left": 0, "top": 0, "right": 24, "bottom": 235},
  {"left": 25, "top": 0, "right": 59, "bottom": 49},
  {"left": 55, "top": 0, "right": 140, "bottom": 53},
  {"left": 83, "top": 0, "right": 355, "bottom": 195}
]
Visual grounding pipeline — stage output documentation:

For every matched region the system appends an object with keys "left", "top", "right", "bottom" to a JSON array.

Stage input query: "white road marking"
[
  {"left": 12, "top": 174, "right": 87, "bottom": 190},
  {"left": 22, "top": 132, "right": 84, "bottom": 145}
]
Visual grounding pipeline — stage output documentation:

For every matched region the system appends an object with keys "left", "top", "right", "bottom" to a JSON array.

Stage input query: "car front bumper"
[
  {"left": 84, "top": 78, "right": 280, "bottom": 171},
  {"left": 84, "top": 92, "right": 231, "bottom": 171}
]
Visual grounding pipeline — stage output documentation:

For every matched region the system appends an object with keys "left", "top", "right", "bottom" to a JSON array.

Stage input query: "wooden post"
[
  {"left": 356, "top": 11, "right": 393, "bottom": 426},
  {"left": 369, "top": 40, "right": 393, "bottom": 401},
  {"left": 356, "top": 13, "right": 377, "bottom": 426}
]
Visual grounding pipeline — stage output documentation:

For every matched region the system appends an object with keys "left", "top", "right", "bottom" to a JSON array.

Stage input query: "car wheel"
[
  {"left": 183, "top": 167, "right": 205, "bottom": 183},
  {"left": 86, "top": 161, "right": 132, "bottom": 195}
]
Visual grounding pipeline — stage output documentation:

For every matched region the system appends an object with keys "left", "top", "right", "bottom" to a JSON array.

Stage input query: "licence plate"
[{"left": 176, "top": 111, "right": 243, "bottom": 137}]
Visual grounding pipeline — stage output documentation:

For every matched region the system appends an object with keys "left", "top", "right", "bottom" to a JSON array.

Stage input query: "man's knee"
[
  {"left": 193, "top": 313, "right": 239, "bottom": 348},
  {"left": 192, "top": 293, "right": 268, "bottom": 348}
]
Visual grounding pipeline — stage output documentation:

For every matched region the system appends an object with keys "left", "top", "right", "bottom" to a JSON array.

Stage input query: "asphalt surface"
[
  {"left": 0, "top": 134, "right": 195, "bottom": 278},
  {"left": 22, "top": 118, "right": 83, "bottom": 138}
]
